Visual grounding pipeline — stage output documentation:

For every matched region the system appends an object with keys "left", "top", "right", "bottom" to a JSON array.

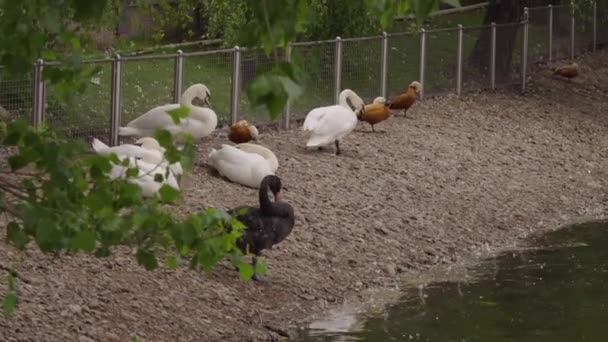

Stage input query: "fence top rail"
[
  {"left": 291, "top": 39, "right": 338, "bottom": 47},
  {"left": 425, "top": 26, "right": 459, "bottom": 34},
  {"left": 463, "top": 24, "right": 493, "bottom": 31},
  {"left": 121, "top": 53, "right": 176, "bottom": 61},
  {"left": 386, "top": 31, "right": 417, "bottom": 38},
  {"left": 341, "top": 35, "right": 384, "bottom": 42},
  {"left": 494, "top": 22, "right": 524, "bottom": 29},
  {"left": 41, "top": 57, "right": 117, "bottom": 66},
  {"left": 528, "top": 4, "right": 566, "bottom": 11},
  {"left": 183, "top": 48, "right": 235, "bottom": 57}
]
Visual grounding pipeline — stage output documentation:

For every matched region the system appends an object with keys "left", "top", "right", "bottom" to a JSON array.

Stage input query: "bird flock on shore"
[{"left": 88, "top": 60, "right": 579, "bottom": 280}]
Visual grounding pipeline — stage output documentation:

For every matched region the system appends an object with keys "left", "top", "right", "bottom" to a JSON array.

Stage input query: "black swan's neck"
[{"left": 258, "top": 180, "right": 273, "bottom": 212}]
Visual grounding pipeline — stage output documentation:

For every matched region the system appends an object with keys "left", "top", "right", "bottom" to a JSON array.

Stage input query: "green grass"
[{"left": 42, "top": 6, "right": 568, "bottom": 138}]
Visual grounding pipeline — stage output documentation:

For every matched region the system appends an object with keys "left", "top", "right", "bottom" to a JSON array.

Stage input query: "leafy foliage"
[
  {"left": 0, "top": 0, "right": 459, "bottom": 317},
  {"left": 0, "top": 119, "right": 252, "bottom": 316}
]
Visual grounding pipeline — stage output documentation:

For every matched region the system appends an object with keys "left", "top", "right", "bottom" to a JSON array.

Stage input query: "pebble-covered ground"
[{"left": 1, "top": 50, "right": 607, "bottom": 342}]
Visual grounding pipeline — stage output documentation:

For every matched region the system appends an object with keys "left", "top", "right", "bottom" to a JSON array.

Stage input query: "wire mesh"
[
  {"left": 527, "top": 7, "right": 551, "bottom": 63},
  {"left": 552, "top": 5, "right": 572, "bottom": 60},
  {"left": 424, "top": 28, "right": 459, "bottom": 96},
  {"left": 599, "top": 6, "right": 608, "bottom": 46},
  {"left": 289, "top": 41, "right": 336, "bottom": 121},
  {"left": 183, "top": 50, "right": 233, "bottom": 127},
  {"left": 340, "top": 36, "right": 383, "bottom": 103},
  {"left": 4, "top": 4, "right": 601, "bottom": 136},
  {"left": 574, "top": 10, "right": 594, "bottom": 55},
  {"left": 462, "top": 26, "right": 492, "bottom": 93},
  {"left": 494, "top": 23, "right": 523, "bottom": 87},
  {"left": 120, "top": 56, "right": 174, "bottom": 126},
  {"left": 44, "top": 62, "right": 112, "bottom": 142},
  {"left": 0, "top": 76, "right": 32, "bottom": 122},
  {"left": 386, "top": 32, "right": 420, "bottom": 100},
  {"left": 238, "top": 48, "right": 282, "bottom": 125}
]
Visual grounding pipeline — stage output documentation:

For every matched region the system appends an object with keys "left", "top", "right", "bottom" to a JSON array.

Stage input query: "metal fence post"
[
  {"left": 173, "top": 49, "right": 184, "bottom": 103},
  {"left": 380, "top": 32, "right": 389, "bottom": 98},
  {"left": 230, "top": 46, "right": 241, "bottom": 125},
  {"left": 334, "top": 37, "right": 343, "bottom": 104},
  {"left": 570, "top": 5, "right": 575, "bottom": 59},
  {"left": 456, "top": 25, "right": 464, "bottom": 96},
  {"left": 283, "top": 43, "right": 293, "bottom": 130},
  {"left": 521, "top": 8, "right": 529, "bottom": 93},
  {"left": 592, "top": 1, "right": 597, "bottom": 52},
  {"left": 419, "top": 29, "right": 426, "bottom": 100},
  {"left": 31, "top": 59, "right": 45, "bottom": 127},
  {"left": 490, "top": 22, "right": 497, "bottom": 89},
  {"left": 548, "top": 5, "right": 553, "bottom": 62},
  {"left": 110, "top": 54, "right": 122, "bottom": 146}
]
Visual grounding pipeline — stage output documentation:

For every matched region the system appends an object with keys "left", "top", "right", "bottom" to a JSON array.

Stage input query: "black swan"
[{"left": 227, "top": 174, "right": 295, "bottom": 281}]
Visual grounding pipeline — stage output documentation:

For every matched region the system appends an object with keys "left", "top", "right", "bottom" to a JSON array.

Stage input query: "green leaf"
[
  {"left": 6, "top": 222, "right": 29, "bottom": 250},
  {"left": 70, "top": 230, "right": 96, "bottom": 253},
  {"left": 3, "top": 272, "right": 17, "bottom": 317},
  {"left": 8, "top": 154, "right": 29, "bottom": 171},
  {"left": 126, "top": 167, "right": 139, "bottom": 178},
  {"left": 167, "top": 107, "right": 190, "bottom": 124},
  {"left": 167, "top": 255, "right": 178, "bottom": 270},
  {"left": 39, "top": 8, "right": 61, "bottom": 34},
  {"left": 277, "top": 76, "right": 303, "bottom": 99},
  {"left": 158, "top": 184, "right": 180, "bottom": 204},
  {"left": 237, "top": 262, "right": 254, "bottom": 281},
  {"left": 71, "top": 0, "right": 110, "bottom": 20},
  {"left": 154, "top": 129, "right": 173, "bottom": 150},
  {"left": 3, "top": 120, "right": 28, "bottom": 145},
  {"left": 3, "top": 293, "right": 16, "bottom": 318},
  {"left": 254, "top": 258, "right": 268, "bottom": 276},
  {"left": 136, "top": 248, "right": 158, "bottom": 270}
]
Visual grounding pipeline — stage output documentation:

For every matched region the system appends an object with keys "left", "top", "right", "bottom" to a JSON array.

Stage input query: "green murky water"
[{"left": 301, "top": 221, "right": 608, "bottom": 342}]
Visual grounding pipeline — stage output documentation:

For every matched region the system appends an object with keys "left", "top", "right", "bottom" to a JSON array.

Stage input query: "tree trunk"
[{"left": 468, "top": 0, "right": 523, "bottom": 81}]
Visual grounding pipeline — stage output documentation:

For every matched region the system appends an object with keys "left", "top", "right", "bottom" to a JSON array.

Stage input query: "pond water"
[{"left": 300, "top": 221, "right": 608, "bottom": 342}]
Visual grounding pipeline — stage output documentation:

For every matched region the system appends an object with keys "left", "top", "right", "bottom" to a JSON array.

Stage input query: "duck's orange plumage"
[
  {"left": 388, "top": 81, "right": 421, "bottom": 117},
  {"left": 552, "top": 62, "right": 579, "bottom": 80},
  {"left": 228, "top": 120, "right": 259, "bottom": 144},
  {"left": 360, "top": 97, "right": 392, "bottom": 132}
]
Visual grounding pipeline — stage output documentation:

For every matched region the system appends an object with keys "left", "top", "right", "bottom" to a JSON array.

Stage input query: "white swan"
[
  {"left": 235, "top": 142, "right": 279, "bottom": 172},
  {"left": 207, "top": 144, "right": 277, "bottom": 189},
  {"left": 91, "top": 137, "right": 183, "bottom": 176},
  {"left": 118, "top": 83, "right": 218, "bottom": 141},
  {"left": 302, "top": 89, "right": 364, "bottom": 155},
  {"left": 108, "top": 156, "right": 180, "bottom": 198}
]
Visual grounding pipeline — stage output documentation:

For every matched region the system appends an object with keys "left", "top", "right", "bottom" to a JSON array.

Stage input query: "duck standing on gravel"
[{"left": 226, "top": 175, "right": 295, "bottom": 281}]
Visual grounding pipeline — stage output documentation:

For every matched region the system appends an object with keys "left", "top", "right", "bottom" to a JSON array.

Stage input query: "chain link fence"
[
  {"left": 1, "top": 3, "right": 603, "bottom": 145},
  {"left": 183, "top": 49, "right": 234, "bottom": 128},
  {"left": 386, "top": 32, "right": 420, "bottom": 99},
  {"left": 289, "top": 40, "right": 336, "bottom": 121},
  {"left": 0, "top": 75, "right": 32, "bottom": 122}
]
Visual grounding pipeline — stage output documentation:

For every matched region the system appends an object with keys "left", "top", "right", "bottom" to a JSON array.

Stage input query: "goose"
[
  {"left": 108, "top": 156, "right": 180, "bottom": 198},
  {"left": 234, "top": 142, "right": 279, "bottom": 173},
  {"left": 207, "top": 144, "right": 277, "bottom": 189},
  {"left": 302, "top": 89, "right": 365, "bottom": 155},
  {"left": 118, "top": 83, "right": 218, "bottom": 141},
  {"left": 91, "top": 137, "right": 183, "bottom": 176},
  {"left": 226, "top": 175, "right": 295, "bottom": 281}
]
